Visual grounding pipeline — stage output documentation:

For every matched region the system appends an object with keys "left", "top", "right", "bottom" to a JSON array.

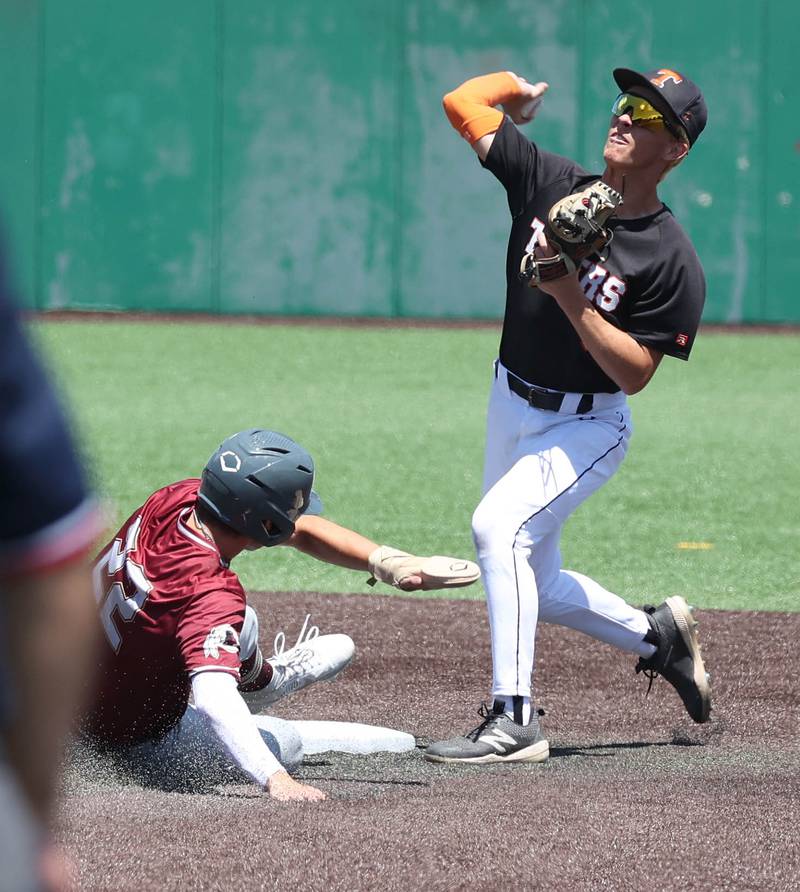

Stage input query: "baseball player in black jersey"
[{"left": 424, "top": 68, "right": 711, "bottom": 765}]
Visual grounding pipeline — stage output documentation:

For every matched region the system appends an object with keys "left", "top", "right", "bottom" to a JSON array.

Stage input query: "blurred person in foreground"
[{"left": 0, "top": 239, "right": 102, "bottom": 891}]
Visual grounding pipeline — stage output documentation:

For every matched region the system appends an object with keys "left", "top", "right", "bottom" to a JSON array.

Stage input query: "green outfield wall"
[{"left": 0, "top": 1, "right": 797, "bottom": 322}]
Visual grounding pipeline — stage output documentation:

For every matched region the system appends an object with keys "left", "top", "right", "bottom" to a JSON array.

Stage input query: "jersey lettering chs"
[
  {"left": 482, "top": 118, "right": 706, "bottom": 393},
  {"left": 85, "top": 479, "right": 248, "bottom": 745}
]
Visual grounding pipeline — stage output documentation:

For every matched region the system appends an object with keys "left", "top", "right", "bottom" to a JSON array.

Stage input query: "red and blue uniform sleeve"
[{"left": 0, "top": 238, "right": 102, "bottom": 577}]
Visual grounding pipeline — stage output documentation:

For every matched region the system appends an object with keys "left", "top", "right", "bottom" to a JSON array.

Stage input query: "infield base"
[{"left": 290, "top": 720, "right": 416, "bottom": 755}]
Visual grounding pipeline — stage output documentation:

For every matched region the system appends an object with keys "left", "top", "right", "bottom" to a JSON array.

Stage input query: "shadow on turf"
[
  {"left": 68, "top": 736, "right": 708, "bottom": 798},
  {"left": 414, "top": 734, "right": 707, "bottom": 759},
  {"left": 73, "top": 752, "right": 432, "bottom": 795},
  {"left": 296, "top": 754, "right": 430, "bottom": 787},
  {"left": 549, "top": 737, "right": 705, "bottom": 759}
]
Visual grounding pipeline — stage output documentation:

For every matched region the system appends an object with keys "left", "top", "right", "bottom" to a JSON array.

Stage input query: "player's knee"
[
  {"left": 278, "top": 731, "right": 303, "bottom": 773},
  {"left": 258, "top": 718, "right": 304, "bottom": 772},
  {"left": 473, "top": 501, "right": 552, "bottom": 558},
  {"left": 472, "top": 501, "right": 510, "bottom": 555}
]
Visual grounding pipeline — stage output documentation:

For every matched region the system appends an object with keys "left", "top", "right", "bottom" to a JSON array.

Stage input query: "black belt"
[{"left": 506, "top": 370, "right": 594, "bottom": 414}]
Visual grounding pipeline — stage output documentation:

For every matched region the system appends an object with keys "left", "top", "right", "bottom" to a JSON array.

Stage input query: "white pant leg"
[
  {"left": 473, "top": 369, "right": 633, "bottom": 698},
  {"left": 537, "top": 567, "right": 651, "bottom": 652},
  {"left": 529, "top": 528, "right": 651, "bottom": 652},
  {"left": 124, "top": 705, "right": 303, "bottom": 785}
]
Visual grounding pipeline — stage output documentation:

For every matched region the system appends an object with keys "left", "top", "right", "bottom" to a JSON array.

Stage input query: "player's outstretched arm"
[
  {"left": 191, "top": 671, "right": 326, "bottom": 802},
  {"left": 286, "top": 516, "right": 480, "bottom": 592},
  {"left": 284, "top": 514, "right": 377, "bottom": 571},
  {"left": 443, "top": 72, "right": 548, "bottom": 161},
  {"left": 285, "top": 514, "right": 430, "bottom": 587}
]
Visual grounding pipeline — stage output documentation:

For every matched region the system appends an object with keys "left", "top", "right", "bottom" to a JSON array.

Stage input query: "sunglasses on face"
[{"left": 611, "top": 92, "right": 682, "bottom": 139}]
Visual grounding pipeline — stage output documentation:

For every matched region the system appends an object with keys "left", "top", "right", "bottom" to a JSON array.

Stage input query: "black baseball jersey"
[{"left": 482, "top": 118, "right": 706, "bottom": 393}]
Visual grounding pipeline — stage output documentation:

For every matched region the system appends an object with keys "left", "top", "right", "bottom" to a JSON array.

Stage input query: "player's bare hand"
[
  {"left": 503, "top": 74, "right": 549, "bottom": 125},
  {"left": 267, "top": 770, "right": 327, "bottom": 802}
]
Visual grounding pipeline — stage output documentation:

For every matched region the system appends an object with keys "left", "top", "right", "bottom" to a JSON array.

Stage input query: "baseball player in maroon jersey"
[
  {"left": 425, "top": 68, "right": 712, "bottom": 765},
  {"left": 85, "top": 428, "right": 479, "bottom": 801}
]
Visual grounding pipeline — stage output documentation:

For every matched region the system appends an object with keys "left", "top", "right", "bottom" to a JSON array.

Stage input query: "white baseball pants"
[{"left": 473, "top": 361, "right": 652, "bottom": 699}]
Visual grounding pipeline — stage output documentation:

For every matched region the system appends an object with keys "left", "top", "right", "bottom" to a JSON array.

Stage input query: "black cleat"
[{"left": 636, "top": 596, "right": 712, "bottom": 723}]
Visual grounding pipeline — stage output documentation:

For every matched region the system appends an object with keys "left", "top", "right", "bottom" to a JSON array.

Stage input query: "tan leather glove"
[{"left": 367, "top": 546, "right": 481, "bottom": 591}]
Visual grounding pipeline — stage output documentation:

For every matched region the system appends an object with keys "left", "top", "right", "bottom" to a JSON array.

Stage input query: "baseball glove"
[
  {"left": 519, "top": 180, "right": 623, "bottom": 286},
  {"left": 367, "top": 546, "right": 481, "bottom": 591}
]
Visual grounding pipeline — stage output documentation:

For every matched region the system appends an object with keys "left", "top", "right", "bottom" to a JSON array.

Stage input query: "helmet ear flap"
[
  {"left": 242, "top": 474, "right": 297, "bottom": 544},
  {"left": 197, "top": 469, "right": 235, "bottom": 527}
]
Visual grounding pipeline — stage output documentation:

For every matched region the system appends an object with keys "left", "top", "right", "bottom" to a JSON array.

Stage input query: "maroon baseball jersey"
[{"left": 85, "top": 479, "right": 247, "bottom": 745}]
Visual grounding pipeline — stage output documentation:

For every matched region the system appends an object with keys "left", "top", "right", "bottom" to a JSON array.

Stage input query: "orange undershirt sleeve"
[{"left": 442, "top": 72, "right": 523, "bottom": 144}]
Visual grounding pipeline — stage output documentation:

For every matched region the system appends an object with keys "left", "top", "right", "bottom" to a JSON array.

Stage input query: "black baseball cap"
[{"left": 613, "top": 67, "right": 707, "bottom": 146}]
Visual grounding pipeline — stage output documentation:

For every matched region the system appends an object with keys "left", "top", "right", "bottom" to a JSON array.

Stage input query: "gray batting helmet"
[{"left": 197, "top": 428, "right": 322, "bottom": 547}]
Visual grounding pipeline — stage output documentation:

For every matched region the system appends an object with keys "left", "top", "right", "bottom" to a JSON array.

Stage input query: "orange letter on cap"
[{"left": 650, "top": 69, "right": 684, "bottom": 88}]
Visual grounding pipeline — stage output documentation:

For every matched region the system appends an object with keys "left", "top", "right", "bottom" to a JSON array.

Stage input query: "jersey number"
[
  {"left": 524, "top": 217, "right": 546, "bottom": 254},
  {"left": 93, "top": 517, "right": 152, "bottom": 653}
]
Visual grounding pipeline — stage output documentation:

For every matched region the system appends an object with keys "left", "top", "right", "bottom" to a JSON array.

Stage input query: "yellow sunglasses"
[{"left": 611, "top": 92, "right": 681, "bottom": 138}]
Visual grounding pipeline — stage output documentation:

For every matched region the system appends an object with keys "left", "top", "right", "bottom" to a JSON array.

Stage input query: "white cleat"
[
  {"left": 257, "top": 632, "right": 355, "bottom": 708},
  {"left": 240, "top": 615, "right": 355, "bottom": 713}
]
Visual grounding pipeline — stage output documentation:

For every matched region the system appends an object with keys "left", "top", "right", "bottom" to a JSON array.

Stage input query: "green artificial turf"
[{"left": 33, "top": 319, "right": 799, "bottom": 612}]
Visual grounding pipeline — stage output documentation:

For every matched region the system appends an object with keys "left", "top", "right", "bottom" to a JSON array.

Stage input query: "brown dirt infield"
[{"left": 61, "top": 591, "right": 800, "bottom": 891}]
